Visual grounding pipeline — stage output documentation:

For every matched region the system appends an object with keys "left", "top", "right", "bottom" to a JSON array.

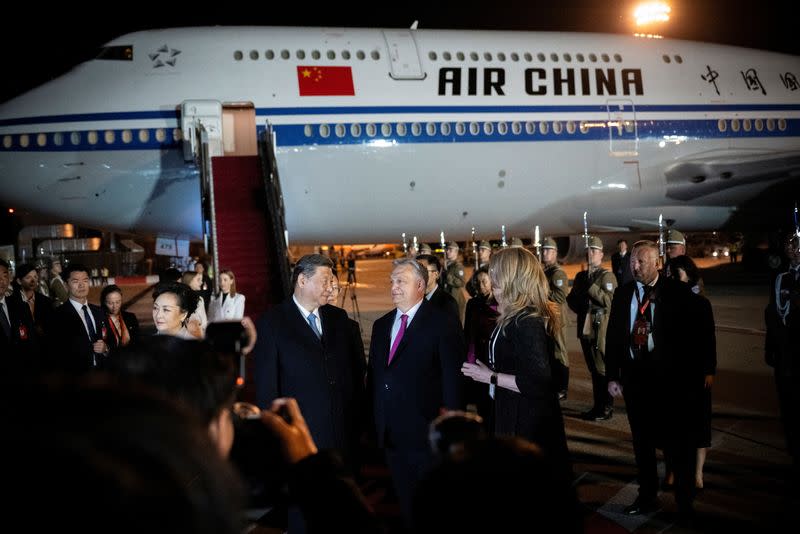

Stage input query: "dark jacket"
[
  {"left": 427, "top": 285, "right": 459, "bottom": 322},
  {"left": 48, "top": 300, "right": 109, "bottom": 374}
]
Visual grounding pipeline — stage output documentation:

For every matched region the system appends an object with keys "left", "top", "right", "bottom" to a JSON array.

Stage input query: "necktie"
[
  {"left": 0, "top": 301, "right": 10, "bottom": 338},
  {"left": 82, "top": 305, "right": 97, "bottom": 341},
  {"left": 388, "top": 314, "right": 408, "bottom": 364},
  {"left": 307, "top": 312, "right": 321, "bottom": 339}
]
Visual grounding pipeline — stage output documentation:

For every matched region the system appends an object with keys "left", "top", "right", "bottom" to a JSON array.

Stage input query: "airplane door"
[
  {"left": 382, "top": 30, "right": 425, "bottom": 80},
  {"left": 606, "top": 99, "right": 638, "bottom": 156}
]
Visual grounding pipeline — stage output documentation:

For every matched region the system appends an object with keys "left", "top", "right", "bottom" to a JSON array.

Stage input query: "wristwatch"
[{"left": 490, "top": 373, "right": 498, "bottom": 385}]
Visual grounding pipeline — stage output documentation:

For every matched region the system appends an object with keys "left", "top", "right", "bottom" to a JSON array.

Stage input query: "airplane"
[{"left": 0, "top": 26, "right": 799, "bottom": 246}]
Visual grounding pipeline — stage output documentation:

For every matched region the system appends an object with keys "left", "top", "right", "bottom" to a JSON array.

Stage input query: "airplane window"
[
  {"left": 717, "top": 119, "right": 727, "bottom": 132},
  {"left": 779, "top": 119, "right": 787, "bottom": 131},
  {"left": 356, "top": 50, "right": 365, "bottom": 60},
  {"left": 469, "top": 122, "right": 480, "bottom": 135},
  {"left": 54, "top": 132, "right": 64, "bottom": 146},
  {"left": 327, "top": 50, "right": 336, "bottom": 60},
  {"left": 580, "top": 121, "right": 589, "bottom": 134},
  {"left": 564, "top": 53, "right": 572, "bottom": 62},
  {"left": 552, "top": 121, "right": 563, "bottom": 134},
  {"left": 319, "top": 124, "right": 330, "bottom": 138},
  {"left": 371, "top": 50, "right": 380, "bottom": 60},
  {"left": 351, "top": 124, "right": 362, "bottom": 137},
  {"left": 381, "top": 123, "right": 392, "bottom": 136},
  {"left": 484, "top": 52, "right": 493, "bottom": 61},
  {"left": 731, "top": 119, "right": 740, "bottom": 132},
  {"left": 234, "top": 51, "right": 243, "bottom": 61},
  {"left": 470, "top": 52, "right": 479, "bottom": 61},
  {"left": 455, "top": 122, "right": 466, "bottom": 136},
  {"left": 95, "top": 45, "right": 133, "bottom": 61},
  {"left": 497, "top": 122, "right": 508, "bottom": 135},
  {"left": 342, "top": 50, "right": 351, "bottom": 60},
  {"left": 525, "top": 121, "right": 535, "bottom": 134},
  {"left": 550, "top": 53, "right": 558, "bottom": 62},
  {"left": 589, "top": 53, "right": 597, "bottom": 62},
  {"left": 3, "top": 136, "right": 11, "bottom": 149},
  {"left": 429, "top": 51, "right": 437, "bottom": 61},
  {"left": 614, "top": 54, "right": 622, "bottom": 62},
  {"left": 71, "top": 132, "right": 81, "bottom": 145},
  {"left": 426, "top": 123, "right": 437, "bottom": 136},
  {"left": 674, "top": 55, "right": 683, "bottom": 63},
  {"left": 173, "top": 129, "right": 182, "bottom": 142},
  {"left": 457, "top": 52, "right": 465, "bottom": 61},
  {"left": 397, "top": 123, "right": 407, "bottom": 136},
  {"left": 20, "top": 135, "right": 29, "bottom": 148},
  {"left": 498, "top": 52, "right": 506, "bottom": 62},
  {"left": 539, "top": 122, "right": 549, "bottom": 135},
  {"left": 367, "top": 123, "right": 377, "bottom": 137},
  {"left": 304, "top": 125, "right": 313, "bottom": 137},
  {"left": 743, "top": 119, "right": 752, "bottom": 132},
  {"left": 566, "top": 121, "right": 576, "bottom": 134},
  {"left": 440, "top": 122, "right": 451, "bottom": 136},
  {"left": 335, "top": 124, "right": 346, "bottom": 138},
  {"left": 483, "top": 122, "right": 494, "bottom": 135},
  {"left": 523, "top": 53, "right": 532, "bottom": 62},
  {"left": 537, "top": 53, "right": 546, "bottom": 62},
  {"left": 510, "top": 52, "right": 519, "bottom": 62},
  {"left": 411, "top": 123, "right": 421, "bottom": 136},
  {"left": 250, "top": 50, "right": 259, "bottom": 60},
  {"left": 264, "top": 50, "right": 274, "bottom": 60},
  {"left": 443, "top": 51, "right": 452, "bottom": 61},
  {"left": 139, "top": 129, "right": 150, "bottom": 143},
  {"left": 601, "top": 53, "right": 610, "bottom": 62},
  {"left": 624, "top": 120, "right": 635, "bottom": 133},
  {"left": 104, "top": 130, "right": 115, "bottom": 145},
  {"left": 767, "top": 118, "right": 776, "bottom": 131},
  {"left": 662, "top": 55, "right": 671, "bottom": 63},
  {"left": 576, "top": 53, "right": 585, "bottom": 62},
  {"left": 37, "top": 134, "right": 47, "bottom": 147},
  {"left": 297, "top": 50, "right": 306, "bottom": 60},
  {"left": 754, "top": 119, "right": 764, "bottom": 131},
  {"left": 312, "top": 50, "right": 321, "bottom": 60},
  {"left": 87, "top": 131, "right": 98, "bottom": 145},
  {"left": 511, "top": 121, "right": 522, "bottom": 134},
  {"left": 282, "top": 50, "right": 291, "bottom": 60},
  {"left": 155, "top": 129, "right": 166, "bottom": 142}
]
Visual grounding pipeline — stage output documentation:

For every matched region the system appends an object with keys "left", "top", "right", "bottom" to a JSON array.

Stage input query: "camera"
[{"left": 206, "top": 320, "right": 249, "bottom": 355}]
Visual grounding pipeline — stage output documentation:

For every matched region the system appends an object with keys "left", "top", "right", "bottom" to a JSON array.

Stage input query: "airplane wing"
[{"left": 664, "top": 149, "right": 800, "bottom": 201}]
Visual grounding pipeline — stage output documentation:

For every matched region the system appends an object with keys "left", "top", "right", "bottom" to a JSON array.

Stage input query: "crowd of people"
[{"left": 1, "top": 227, "right": 799, "bottom": 532}]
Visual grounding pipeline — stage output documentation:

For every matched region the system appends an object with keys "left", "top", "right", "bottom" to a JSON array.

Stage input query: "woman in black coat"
[{"left": 461, "top": 247, "right": 570, "bottom": 478}]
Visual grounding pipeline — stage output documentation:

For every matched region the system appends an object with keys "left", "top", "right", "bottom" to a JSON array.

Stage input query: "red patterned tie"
[{"left": 388, "top": 314, "right": 408, "bottom": 364}]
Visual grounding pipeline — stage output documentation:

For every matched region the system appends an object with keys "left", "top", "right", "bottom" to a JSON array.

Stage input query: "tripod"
[{"left": 339, "top": 264, "right": 361, "bottom": 324}]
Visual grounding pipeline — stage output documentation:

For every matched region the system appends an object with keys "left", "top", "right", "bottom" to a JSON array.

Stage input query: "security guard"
[
  {"left": 467, "top": 240, "right": 492, "bottom": 297},
  {"left": 419, "top": 243, "right": 433, "bottom": 256},
  {"left": 443, "top": 241, "right": 467, "bottom": 324},
  {"left": 509, "top": 237, "right": 524, "bottom": 248},
  {"left": 566, "top": 235, "right": 617, "bottom": 420},
  {"left": 542, "top": 237, "right": 570, "bottom": 400},
  {"left": 666, "top": 229, "right": 686, "bottom": 259}
]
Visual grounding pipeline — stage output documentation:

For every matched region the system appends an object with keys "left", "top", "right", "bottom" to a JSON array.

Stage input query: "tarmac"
[{"left": 113, "top": 255, "right": 796, "bottom": 533}]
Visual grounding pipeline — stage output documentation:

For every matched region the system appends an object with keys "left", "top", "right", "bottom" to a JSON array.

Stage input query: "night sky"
[{"left": 1, "top": 0, "right": 797, "bottom": 104}]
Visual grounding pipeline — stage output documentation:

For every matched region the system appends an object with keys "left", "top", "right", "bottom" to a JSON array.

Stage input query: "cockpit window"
[{"left": 95, "top": 45, "right": 133, "bottom": 61}]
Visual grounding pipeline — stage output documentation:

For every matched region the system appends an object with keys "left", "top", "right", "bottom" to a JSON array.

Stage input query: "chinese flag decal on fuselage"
[{"left": 297, "top": 66, "right": 355, "bottom": 96}]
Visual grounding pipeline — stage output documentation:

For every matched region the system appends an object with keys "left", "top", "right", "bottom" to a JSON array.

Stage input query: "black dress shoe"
[
  {"left": 623, "top": 497, "right": 659, "bottom": 515},
  {"left": 558, "top": 390, "right": 568, "bottom": 401},
  {"left": 590, "top": 407, "right": 613, "bottom": 421}
]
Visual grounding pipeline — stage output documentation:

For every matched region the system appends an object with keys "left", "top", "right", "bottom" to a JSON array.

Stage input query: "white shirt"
[
  {"left": 391, "top": 298, "right": 423, "bottom": 347},
  {"left": 293, "top": 295, "right": 322, "bottom": 336},
  {"left": 0, "top": 296, "right": 10, "bottom": 326},
  {"left": 69, "top": 297, "right": 97, "bottom": 340}
]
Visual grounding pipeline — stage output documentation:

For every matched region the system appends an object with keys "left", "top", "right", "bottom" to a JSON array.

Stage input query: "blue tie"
[
  {"left": 307, "top": 312, "right": 321, "bottom": 339},
  {"left": 82, "top": 305, "right": 97, "bottom": 341}
]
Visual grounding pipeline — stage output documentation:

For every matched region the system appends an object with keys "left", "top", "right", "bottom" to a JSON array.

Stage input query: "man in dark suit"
[
  {"left": 254, "top": 254, "right": 365, "bottom": 465},
  {"left": 48, "top": 263, "right": 109, "bottom": 374},
  {"left": 611, "top": 239, "right": 634, "bottom": 286},
  {"left": 368, "top": 257, "right": 465, "bottom": 521},
  {"left": 605, "top": 241, "right": 707, "bottom": 524},
  {"left": 417, "top": 253, "right": 459, "bottom": 321}
]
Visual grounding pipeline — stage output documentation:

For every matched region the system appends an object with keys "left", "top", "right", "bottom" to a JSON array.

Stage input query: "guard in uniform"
[
  {"left": 443, "top": 241, "right": 467, "bottom": 324},
  {"left": 566, "top": 235, "right": 617, "bottom": 420},
  {"left": 765, "top": 233, "right": 800, "bottom": 473},
  {"left": 542, "top": 237, "right": 570, "bottom": 400},
  {"left": 467, "top": 240, "right": 492, "bottom": 297}
]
